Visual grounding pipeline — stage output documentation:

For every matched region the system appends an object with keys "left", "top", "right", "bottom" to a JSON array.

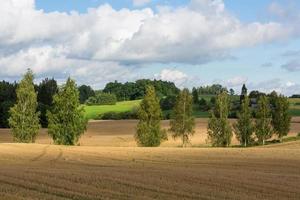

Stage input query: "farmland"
[
  {"left": 0, "top": 119, "right": 300, "bottom": 199},
  {"left": 83, "top": 97, "right": 300, "bottom": 120},
  {"left": 84, "top": 100, "right": 141, "bottom": 120}
]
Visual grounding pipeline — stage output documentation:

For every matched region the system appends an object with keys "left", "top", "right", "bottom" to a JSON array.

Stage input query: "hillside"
[{"left": 83, "top": 97, "right": 300, "bottom": 120}]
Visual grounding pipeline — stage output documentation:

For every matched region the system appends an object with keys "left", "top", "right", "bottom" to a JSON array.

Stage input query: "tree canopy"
[
  {"left": 9, "top": 69, "right": 40, "bottom": 143},
  {"left": 170, "top": 89, "right": 195, "bottom": 147},
  {"left": 135, "top": 85, "right": 167, "bottom": 147},
  {"left": 47, "top": 78, "right": 87, "bottom": 145}
]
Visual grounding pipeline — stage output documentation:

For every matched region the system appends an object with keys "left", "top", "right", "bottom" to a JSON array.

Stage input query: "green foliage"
[
  {"left": 192, "top": 87, "right": 199, "bottom": 104},
  {"left": 271, "top": 95, "right": 291, "bottom": 142},
  {"left": 240, "top": 84, "right": 247, "bottom": 104},
  {"left": 0, "top": 81, "right": 17, "bottom": 128},
  {"left": 135, "top": 86, "right": 167, "bottom": 147},
  {"left": 170, "top": 89, "right": 195, "bottom": 147},
  {"left": 9, "top": 69, "right": 40, "bottom": 143},
  {"left": 47, "top": 78, "right": 87, "bottom": 145},
  {"left": 160, "top": 95, "right": 176, "bottom": 111},
  {"left": 84, "top": 100, "right": 140, "bottom": 120},
  {"left": 198, "top": 98, "right": 209, "bottom": 111},
  {"left": 85, "top": 92, "right": 117, "bottom": 105},
  {"left": 255, "top": 95, "right": 273, "bottom": 145},
  {"left": 207, "top": 91, "right": 232, "bottom": 147},
  {"left": 234, "top": 96, "right": 254, "bottom": 147},
  {"left": 98, "top": 110, "right": 138, "bottom": 120},
  {"left": 37, "top": 78, "right": 58, "bottom": 128},
  {"left": 78, "top": 85, "right": 95, "bottom": 104},
  {"left": 103, "top": 79, "right": 179, "bottom": 101},
  {"left": 197, "top": 84, "right": 228, "bottom": 95}
]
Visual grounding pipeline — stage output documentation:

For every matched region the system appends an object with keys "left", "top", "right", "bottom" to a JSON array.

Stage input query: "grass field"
[
  {"left": 0, "top": 119, "right": 300, "bottom": 199},
  {"left": 289, "top": 98, "right": 300, "bottom": 116},
  {"left": 83, "top": 97, "right": 300, "bottom": 120},
  {"left": 84, "top": 100, "right": 141, "bottom": 120}
]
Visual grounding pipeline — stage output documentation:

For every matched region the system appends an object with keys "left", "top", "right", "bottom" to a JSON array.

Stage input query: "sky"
[{"left": 1, "top": 0, "right": 300, "bottom": 95}]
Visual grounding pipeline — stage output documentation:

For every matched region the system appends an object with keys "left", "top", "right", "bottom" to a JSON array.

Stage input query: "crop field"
[{"left": 0, "top": 118, "right": 300, "bottom": 199}]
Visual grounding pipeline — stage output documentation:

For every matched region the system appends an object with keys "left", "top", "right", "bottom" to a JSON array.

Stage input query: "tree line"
[
  {"left": 1, "top": 70, "right": 293, "bottom": 147},
  {"left": 8, "top": 69, "right": 87, "bottom": 145},
  {"left": 135, "top": 84, "right": 291, "bottom": 147}
]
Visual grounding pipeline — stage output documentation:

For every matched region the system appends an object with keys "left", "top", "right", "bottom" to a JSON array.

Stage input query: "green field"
[
  {"left": 84, "top": 100, "right": 141, "bottom": 120},
  {"left": 84, "top": 98, "right": 300, "bottom": 120},
  {"left": 289, "top": 98, "right": 300, "bottom": 116}
]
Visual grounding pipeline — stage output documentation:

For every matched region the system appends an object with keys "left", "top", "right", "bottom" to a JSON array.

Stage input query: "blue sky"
[{"left": 1, "top": 0, "right": 300, "bottom": 95}]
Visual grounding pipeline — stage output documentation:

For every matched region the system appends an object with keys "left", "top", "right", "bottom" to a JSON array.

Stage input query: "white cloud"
[
  {"left": 0, "top": 0, "right": 298, "bottom": 86},
  {"left": 226, "top": 76, "right": 247, "bottom": 87},
  {"left": 132, "top": 0, "right": 151, "bottom": 7},
  {"left": 155, "top": 69, "right": 188, "bottom": 87},
  {"left": 248, "top": 79, "right": 300, "bottom": 96}
]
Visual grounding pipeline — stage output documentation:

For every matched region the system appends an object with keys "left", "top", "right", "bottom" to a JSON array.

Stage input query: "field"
[
  {"left": 0, "top": 119, "right": 300, "bottom": 199},
  {"left": 84, "top": 100, "right": 141, "bottom": 120},
  {"left": 289, "top": 98, "right": 300, "bottom": 116},
  {"left": 83, "top": 98, "right": 300, "bottom": 120}
]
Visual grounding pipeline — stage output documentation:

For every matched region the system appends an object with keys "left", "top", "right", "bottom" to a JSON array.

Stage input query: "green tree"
[
  {"left": 240, "top": 84, "right": 247, "bottom": 104},
  {"left": 47, "top": 78, "right": 87, "bottom": 145},
  {"left": 255, "top": 95, "right": 272, "bottom": 145},
  {"left": 192, "top": 87, "right": 199, "bottom": 104},
  {"left": 135, "top": 85, "right": 167, "bottom": 147},
  {"left": 9, "top": 69, "right": 40, "bottom": 143},
  {"left": 233, "top": 96, "right": 254, "bottom": 147},
  {"left": 78, "top": 85, "right": 95, "bottom": 104},
  {"left": 207, "top": 91, "right": 232, "bottom": 147},
  {"left": 229, "top": 88, "right": 235, "bottom": 96},
  {"left": 37, "top": 78, "right": 58, "bottom": 128},
  {"left": 170, "top": 89, "right": 195, "bottom": 147},
  {"left": 271, "top": 95, "right": 291, "bottom": 142}
]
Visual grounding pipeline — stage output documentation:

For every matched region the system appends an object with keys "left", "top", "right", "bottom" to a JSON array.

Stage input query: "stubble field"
[{"left": 0, "top": 118, "right": 300, "bottom": 199}]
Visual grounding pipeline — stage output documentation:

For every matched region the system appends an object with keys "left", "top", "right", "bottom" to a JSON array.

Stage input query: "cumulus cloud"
[
  {"left": 0, "top": 0, "right": 298, "bottom": 86},
  {"left": 226, "top": 76, "right": 247, "bottom": 87},
  {"left": 155, "top": 69, "right": 188, "bottom": 87},
  {"left": 132, "top": 0, "right": 151, "bottom": 7},
  {"left": 248, "top": 78, "right": 300, "bottom": 96}
]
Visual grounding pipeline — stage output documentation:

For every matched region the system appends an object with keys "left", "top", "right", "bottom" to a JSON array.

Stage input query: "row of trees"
[
  {"left": 135, "top": 86, "right": 195, "bottom": 147},
  {"left": 8, "top": 70, "right": 87, "bottom": 145},
  {"left": 207, "top": 91, "right": 291, "bottom": 147},
  {"left": 135, "top": 85, "right": 291, "bottom": 147}
]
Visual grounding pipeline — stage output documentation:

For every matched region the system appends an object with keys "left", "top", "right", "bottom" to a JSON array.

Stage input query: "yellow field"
[{"left": 0, "top": 119, "right": 300, "bottom": 199}]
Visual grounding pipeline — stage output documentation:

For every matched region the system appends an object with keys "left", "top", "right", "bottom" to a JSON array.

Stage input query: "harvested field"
[
  {"left": 0, "top": 118, "right": 300, "bottom": 199},
  {"left": 1, "top": 118, "right": 300, "bottom": 147},
  {"left": 0, "top": 143, "right": 300, "bottom": 200}
]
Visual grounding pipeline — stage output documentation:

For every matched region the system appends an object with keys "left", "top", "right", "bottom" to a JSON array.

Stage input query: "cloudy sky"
[{"left": 1, "top": 0, "right": 300, "bottom": 95}]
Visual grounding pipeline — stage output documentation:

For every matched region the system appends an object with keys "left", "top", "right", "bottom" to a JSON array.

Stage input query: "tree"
[
  {"left": 233, "top": 96, "right": 254, "bottom": 147},
  {"left": 207, "top": 91, "right": 232, "bottom": 147},
  {"left": 170, "top": 89, "right": 195, "bottom": 147},
  {"left": 47, "top": 78, "right": 87, "bottom": 145},
  {"left": 255, "top": 95, "right": 272, "bottom": 145},
  {"left": 78, "top": 85, "right": 95, "bottom": 104},
  {"left": 229, "top": 88, "right": 235, "bottom": 96},
  {"left": 192, "top": 87, "right": 199, "bottom": 104},
  {"left": 8, "top": 69, "right": 40, "bottom": 143},
  {"left": 0, "top": 81, "right": 17, "bottom": 128},
  {"left": 135, "top": 85, "right": 167, "bottom": 147},
  {"left": 271, "top": 95, "right": 291, "bottom": 142},
  {"left": 198, "top": 98, "right": 209, "bottom": 111},
  {"left": 37, "top": 78, "right": 58, "bottom": 128},
  {"left": 240, "top": 84, "right": 247, "bottom": 104}
]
